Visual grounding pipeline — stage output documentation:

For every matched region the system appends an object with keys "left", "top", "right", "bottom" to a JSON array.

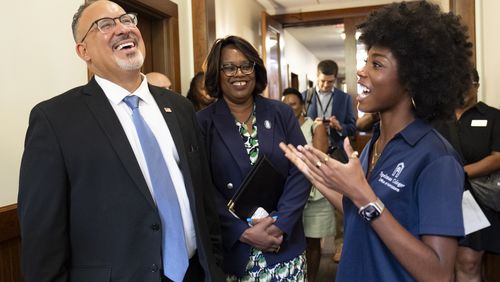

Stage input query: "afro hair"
[{"left": 358, "top": 1, "right": 473, "bottom": 122}]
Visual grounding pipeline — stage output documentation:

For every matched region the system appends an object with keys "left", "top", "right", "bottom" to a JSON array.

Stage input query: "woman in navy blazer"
[{"left": 197, "top": 35, "right": 310, "bottom": 280}]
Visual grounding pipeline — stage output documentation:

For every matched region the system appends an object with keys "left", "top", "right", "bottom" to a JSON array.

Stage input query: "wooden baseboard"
[{"left": 0, "top": 204, "right": 22, "bottom": 282}]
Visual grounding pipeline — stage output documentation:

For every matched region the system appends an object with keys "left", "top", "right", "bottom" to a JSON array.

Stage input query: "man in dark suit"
[
  {"left": 302, "top": 59, "right": 356, "bottom": 150},
  {"left": 17, "top": 1, "right": 224, "bottom": 281}
]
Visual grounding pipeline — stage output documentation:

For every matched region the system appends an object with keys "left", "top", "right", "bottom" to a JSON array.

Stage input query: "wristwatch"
[{"left": 358, "top": 198, "right": 385, "bottom": 222}]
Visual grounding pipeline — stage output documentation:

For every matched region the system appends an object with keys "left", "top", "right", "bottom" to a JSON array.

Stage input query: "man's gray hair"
[{"left": 71, "top": 1, "right": 97, "bottom": 42}]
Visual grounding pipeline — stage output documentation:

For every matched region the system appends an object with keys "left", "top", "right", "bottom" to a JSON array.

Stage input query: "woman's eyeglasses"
[{"left": 220, "top": 62, "right": 256, "bottom": 77}]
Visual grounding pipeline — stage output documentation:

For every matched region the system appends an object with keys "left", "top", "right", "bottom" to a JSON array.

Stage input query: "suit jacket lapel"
[
  {"left": 82, "top": 78, "right": 156, "bottom": 209},
  {"left": 307, "top": 87, "right": 319, "bottom": 117},
  {"left": 330, "top": 88, "right": 338, "bottom": 116},
  {"left": 212, "top": 99, "right": 253, "bottom": 175},
  {"left": 211, "top": 96, "right": 276, "bottom": 175},
  {"left": 254, "top": 95, "right": 275, "bottom": 158},
  {"left": 150, "top": 87, "right": 185, "bottom": 157}
]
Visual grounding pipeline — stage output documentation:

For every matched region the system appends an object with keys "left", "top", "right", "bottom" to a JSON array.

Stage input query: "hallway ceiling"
[
  {"left": 285, "top": 24, "right": 345, "bottom": 67},
  {"left": 258, "top": 0, "right": 377, "bottom": 14}
]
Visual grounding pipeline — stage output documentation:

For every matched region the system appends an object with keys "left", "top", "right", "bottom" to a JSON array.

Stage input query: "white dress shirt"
[
  {"left": 95, "top": 74, "right": 197, "bottom": 257},
  {"left": 316, "top": 87, "right": 333, "bottom": 119}
]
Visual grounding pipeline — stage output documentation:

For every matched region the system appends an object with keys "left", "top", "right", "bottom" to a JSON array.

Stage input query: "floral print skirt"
[{"left": 226, "top": 248, "right": 306, "bottom": 282}]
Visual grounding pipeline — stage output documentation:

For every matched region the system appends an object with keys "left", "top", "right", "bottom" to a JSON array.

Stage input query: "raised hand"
[{"left": 279, "top": 138, "right": 376, "bottom": 208}]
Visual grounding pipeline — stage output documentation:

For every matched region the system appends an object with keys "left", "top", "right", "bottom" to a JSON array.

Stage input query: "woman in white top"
[{"left": 282, "top": 87, "right": 333, "bottom": 282}]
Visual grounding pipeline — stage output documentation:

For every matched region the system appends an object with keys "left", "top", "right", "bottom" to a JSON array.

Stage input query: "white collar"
[
  {"left": 95, "top": 74, "right": 154, "bottom": 106},
  {"left": 317, "top": 87, "right": 334, "bottom": 96}
]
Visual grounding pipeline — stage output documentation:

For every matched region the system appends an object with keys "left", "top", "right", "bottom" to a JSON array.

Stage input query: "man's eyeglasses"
[
  {"left": 220, "top": 62, "right": 256, "bottom": 77},
  {"left": 80, "top": 13, "right": 138, "bottom": 43}
]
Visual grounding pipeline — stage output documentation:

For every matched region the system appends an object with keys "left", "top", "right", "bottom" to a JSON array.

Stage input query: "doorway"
[{"left": 268, "top": 5, "right": 384, "bottom": 99}]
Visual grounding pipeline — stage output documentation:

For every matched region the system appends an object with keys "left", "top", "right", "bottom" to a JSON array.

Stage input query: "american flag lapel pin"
[{"left": 164, "top": 107, "right": 172, "bottom": 113}]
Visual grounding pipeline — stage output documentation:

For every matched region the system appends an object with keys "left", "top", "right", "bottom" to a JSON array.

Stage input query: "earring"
[{"left": 411, "top": 97, "right": 416, "bottom": 109}]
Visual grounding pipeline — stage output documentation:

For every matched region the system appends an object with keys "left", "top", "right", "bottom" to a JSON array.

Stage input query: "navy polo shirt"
[{"left": 337, "top": 119, "right": 464, "bottom": 282}]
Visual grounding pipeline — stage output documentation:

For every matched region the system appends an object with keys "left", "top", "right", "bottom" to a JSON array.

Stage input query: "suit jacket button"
[
  {"left": 150, "top": 264, "right": 159, "bottom": 272},
  {"left": 151, "top": 223, "right": 160, "bottom": 231},
  {"left": 227, "top": 183, "right": 233, "bottom": 189}
]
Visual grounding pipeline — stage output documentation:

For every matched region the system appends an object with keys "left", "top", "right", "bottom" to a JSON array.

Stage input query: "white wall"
[
  {"left": 0, "top": 0, "right": 197, "bottom": 207},
  {"left": 213, "top": 0, "right": 320, "bottom": 92},
  {"left": 477, "top": 0, "right": 500, "bottom": 108},
  {"left": 170, "top": 0, "right": 195, "bottom": 95},
  {"left": 215, "top": 0, "right": 265, "bottom": 54},
  {"left": 282, "top": 31, "right": 319, "bottom": 92},
  {"left": 0, "top": 0, "right": 87, "bottom": 206}
]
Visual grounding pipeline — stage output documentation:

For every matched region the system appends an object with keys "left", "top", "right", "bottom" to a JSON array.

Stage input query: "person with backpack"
[{"left": 302, "top": 60, "right": 356, "bottom": 156}]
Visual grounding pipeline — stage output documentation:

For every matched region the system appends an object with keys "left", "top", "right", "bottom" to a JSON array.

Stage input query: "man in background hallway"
[
  {"left": 302, "top": 59, "right": 356, "bottom": 152},
  {"left": 147, "top": 71, "right": 172, "bottom": 90}
]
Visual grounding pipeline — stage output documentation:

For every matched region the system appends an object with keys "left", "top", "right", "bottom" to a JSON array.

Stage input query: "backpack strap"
[{"left": 305, "top": 87, "right": 315, "bottom": 114}]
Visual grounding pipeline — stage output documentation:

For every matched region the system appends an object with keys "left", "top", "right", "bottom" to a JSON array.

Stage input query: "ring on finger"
[
  {"left": 350, "top": 151, "right": 359, "bottom": 159},
  {"left": 323, "top": 156, "right": 330, "bottom": 163},
  {"left": 315, "top": 161, "right": 322, "bottom": 168}
]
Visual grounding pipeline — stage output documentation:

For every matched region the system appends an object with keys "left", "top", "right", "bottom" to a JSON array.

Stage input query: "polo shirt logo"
[
  {"left": 377, "top": 162, "right": 406, "bottom": 192},
  {"left": 392, "top": 162, "right": 405, "bottom": 178}
]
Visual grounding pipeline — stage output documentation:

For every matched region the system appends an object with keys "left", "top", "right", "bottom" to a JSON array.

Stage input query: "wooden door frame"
[
  {"left": 191, "top": 0, "right": 216, "bottom": 73},
  {"left": 270, "top": 5, "right": 384, "bottom": 28},
  {"left": 450, "top": 0, "right": 476, "bottom": 65},
  {"left": 262, "top": 12, "right": 285, "bottom": 99}
]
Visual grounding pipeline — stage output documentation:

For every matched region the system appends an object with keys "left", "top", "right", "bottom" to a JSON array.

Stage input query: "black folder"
[{"left": 227, "top": 155, "right": 286, "bottom": 220}]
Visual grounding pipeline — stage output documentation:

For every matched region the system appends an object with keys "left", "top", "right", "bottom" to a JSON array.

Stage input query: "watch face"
[{"left": 361, "top": 204, "right": 381, "bottom": 221}]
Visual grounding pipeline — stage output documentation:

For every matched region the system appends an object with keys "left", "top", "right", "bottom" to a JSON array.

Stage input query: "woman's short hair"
[
  {"left": 471, "top": 68, "right": 479, "bottom": 85},
  {"left": 358, "top": 1, "right": 473, "bottom": 122},
  {"left": 186, "top": 71, "right": 204, "bottom": 109},
  {"left": 282, "top": 87, "right": 304, "bottom": 104},
  {"left": 317, "top": 60, "right": 338, "bottom": 77},
  {"left": 204, "top": 35, "right": 267, "bottom": 98}
]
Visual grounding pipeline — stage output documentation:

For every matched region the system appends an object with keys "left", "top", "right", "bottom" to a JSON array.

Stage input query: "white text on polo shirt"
[{"left": 378, "top": 170, "right": 406, "bottom": 192}]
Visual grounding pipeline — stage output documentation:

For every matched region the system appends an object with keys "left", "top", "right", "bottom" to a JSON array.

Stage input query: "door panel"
[{"left": 261, "top": 12, "right": 285, "bottom": 100}]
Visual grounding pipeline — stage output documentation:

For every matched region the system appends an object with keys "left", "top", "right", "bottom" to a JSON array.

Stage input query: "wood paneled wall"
[
  {"left": 191, "top": 0, "right": 215, "bottom": 73},
  {"left": 450, "top": 0, "right": 476, "bottom": 65},
  {"left": 0, "top": 204, "right": 22, "bottom": 282}
]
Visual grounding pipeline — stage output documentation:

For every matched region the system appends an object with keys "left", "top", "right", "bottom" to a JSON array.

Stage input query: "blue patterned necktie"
[{"left": 123, "top": 95, "right": 188, "bottom": 282}]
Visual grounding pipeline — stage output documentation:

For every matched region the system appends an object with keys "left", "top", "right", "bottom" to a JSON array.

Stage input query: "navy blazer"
[
  {"left": 304, "top": 87, "right": 356, "bottom": 148},
  {"left": 18, "top": 78, "right": 224, "bottom": 282},
  {"left": 197, "top": 95, "right": 310, "bottom": 276}
]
